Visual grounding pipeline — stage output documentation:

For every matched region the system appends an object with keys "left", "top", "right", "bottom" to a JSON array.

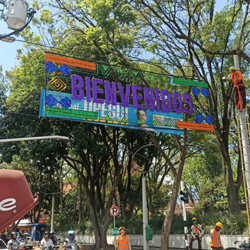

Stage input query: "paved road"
[{"left": 33, "top": 245, "right": 161, "bottom": 250}]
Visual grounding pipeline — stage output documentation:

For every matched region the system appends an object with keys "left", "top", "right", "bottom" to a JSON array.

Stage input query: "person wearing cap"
[
  {"left": 17, "top": 231, "right": 25, "bottom": 243},
  {"left": 49, "top": 231, "right": 57, "bottom": 245},
  {"left": 7, "top": 232, "right": 22, "bottom": 250},
  {"left": 114, "top": 227, "right": 131, "bottom": 250},
  {"left": 189, "top": 217, "right": 204, "bottom": 250},
  {"left": 223, "top": 66, "right": 247, "bottom": 110},
  {"left": 39, "top": 231, "right": 54, "bottom": 250},
  {"left": 64, "top": 230, "right": 78, "bottom": 250},
  {"left": 210, "top": 222, "right": 224, "bottom": 250}
]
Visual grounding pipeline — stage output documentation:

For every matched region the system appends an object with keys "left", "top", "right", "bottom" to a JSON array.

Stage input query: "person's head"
[
  {"left": 215, "top": 222, "right": 223, "bottom": 231},
  {"left": 44, "top": 231, "right": 50, "bottom": 238},
  {"left": 119, "top": 227, "right": 125, "bottom": 236},
  {"left": 192, "top": 217, "right": 197, "bottom": 225},
  {"left": 137, "top": 109, "right": 147, "bottom": 124},
  {"left": 11, "top": 232, "right": 17, "bottom": 239},
  {"left": 230, "top": 66, "right": 236, "bottom": 73},
  {"left": 50, "top": 230, "right": 55, "bottom": 235},
  {"left": 67, "top": 230, "right": 75, "bottom": 240}
]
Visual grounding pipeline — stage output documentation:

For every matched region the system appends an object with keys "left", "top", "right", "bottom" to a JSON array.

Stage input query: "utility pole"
[
  {"left": 142, "top": 171, "right": 149, "bottom": 250},
  {"left": 181, "top": 181, "right": 189, "bottom": 250},
  {"left": 233, "top": 51, "right": 250, "bottom": 236},
  {"left": 51, "top": 194, "right": 55, "bottom": 231},
  {"left": 131, "top": 144, "right": 154, "bottom": 250}
]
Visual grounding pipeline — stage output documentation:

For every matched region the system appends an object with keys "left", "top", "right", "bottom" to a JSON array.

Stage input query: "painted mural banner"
[{"left": 39, "top": 53, "right": 214, "bottom": 135}]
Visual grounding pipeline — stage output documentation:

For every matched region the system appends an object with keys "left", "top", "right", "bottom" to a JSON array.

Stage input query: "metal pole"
[
  {"left": 142, "top": 172, "right": 149, "bottom": 250},
  {"left": 233, "top": 42, "right": 240, "bottom": 71},
  {"left": 131, "top": 145, "right": 154, "bottom": 250},
  {"left": 181, "top": 181, "right": 189, "bottom": 250},
  {"left": 233, "top": 48, "right": 250, "bottom": 209},
  {"left": 236, "top": 111, "right": 250, "bottom": 235},
  {"left": 51, "top": 194, "right": 55, "bottom": 231},
  {"left": 238, "top": 112, "right": 250, "bottom": 209}
]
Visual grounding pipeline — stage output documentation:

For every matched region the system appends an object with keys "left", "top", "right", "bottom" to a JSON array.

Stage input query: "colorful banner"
[
  {"left": 40, "top": 89, "right": 184, "bottom": 135},
  {"left": 39, "top": 53, "right": 214, "bottom": 135}
]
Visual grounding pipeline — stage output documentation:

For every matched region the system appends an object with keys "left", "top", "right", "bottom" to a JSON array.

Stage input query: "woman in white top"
[{"left": 39, "top": 231, "right": 54, "bottom": 250}]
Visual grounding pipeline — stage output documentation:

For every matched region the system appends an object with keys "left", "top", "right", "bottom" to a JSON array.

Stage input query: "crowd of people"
[
  {"left": 113, "top": 220, "right": 224, "bottom": 250},
  {"left": 0, "top": 230, "right": 59, "bottom": 250},
  {"left": 1, "top": 220, "right": 225, "bottom": 250}
]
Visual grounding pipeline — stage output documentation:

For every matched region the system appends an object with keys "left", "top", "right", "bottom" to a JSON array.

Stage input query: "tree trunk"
[
  {"left": 78, "top": 174, "right": 83, "bottom": 224},
  {"left": 212, "top": 99, "right": 241, "bottom": 215},
  {"left": 222, "top": 155, "right": 240, "bottom": 215},
  {"left": 161, "top": 155, "right": 186, "bottom": 250}
]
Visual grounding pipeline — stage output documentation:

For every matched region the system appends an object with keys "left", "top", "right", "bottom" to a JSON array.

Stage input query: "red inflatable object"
[{"left": 0, "top": 169, "right": 39, "bottom": 233}]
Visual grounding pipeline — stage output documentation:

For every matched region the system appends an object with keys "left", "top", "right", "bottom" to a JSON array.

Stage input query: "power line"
[{"left": 11, "top": 38, "right": 217, "bottom": 80}]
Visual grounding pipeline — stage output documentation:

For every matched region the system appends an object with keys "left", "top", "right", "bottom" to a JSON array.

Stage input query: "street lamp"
[
  {"left": 0, "top": 135, "right": 69, "bottom": 142},
  {"left": 131, "top": 144, "right": 155, "bottom": 250},
  {"left": 40, "top": 180, "right": 62, "bottom": 232},
  {"left": 0, "top": 0, "right": 36, "bottom": 42}
]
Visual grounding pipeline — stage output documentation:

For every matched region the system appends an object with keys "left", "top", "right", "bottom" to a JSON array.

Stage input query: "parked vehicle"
[
  {"left": 20, "top": 242, "right": 26, "bottom": 250},
  {"left": 226, "top": 240, "right": 250, "bottom": 250},
  {"left": 23, "top": 233, "right": 33, "bottom": 249},
  {"left": 0, "top": 239, "right": 7, "bottom": 250}
]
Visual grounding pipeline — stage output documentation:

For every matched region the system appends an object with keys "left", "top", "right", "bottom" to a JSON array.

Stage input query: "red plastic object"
[{"left": 0, "top": 170, "right": 39, "bottom": 232}]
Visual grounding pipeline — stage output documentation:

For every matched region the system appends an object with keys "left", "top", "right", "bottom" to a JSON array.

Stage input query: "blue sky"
[
  {"left": 0, "top": 21, "right": 23, "bottom": 72},
  {"left": 0, "top": 0, "right": 227, "bottom": 73}
]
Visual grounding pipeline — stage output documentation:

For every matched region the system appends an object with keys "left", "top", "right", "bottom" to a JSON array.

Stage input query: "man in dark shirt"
[{"left": 49, "top": 231, "right": 57, "bottom": 245}]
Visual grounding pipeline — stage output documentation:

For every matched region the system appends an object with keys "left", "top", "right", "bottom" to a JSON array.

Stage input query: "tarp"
[
  {"left": 31, "top": 223, "right": 46, "bottom": 241},
  {"left": 0, "top": 170, "right": 39, "bottom": 233}
]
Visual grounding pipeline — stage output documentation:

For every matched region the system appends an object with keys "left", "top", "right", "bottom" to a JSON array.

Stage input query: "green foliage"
[
  {"left": 55, "top": 211, "right": 249, "bottom": 235},
  {"left": 2, "top": 1, "right": 250, "bottom": 247},
  {"left": 192, "top": 212, "right": 249, "bottom": 235},
  {"left": 192, "top": 176, "right": 228, "bottom": 214}
]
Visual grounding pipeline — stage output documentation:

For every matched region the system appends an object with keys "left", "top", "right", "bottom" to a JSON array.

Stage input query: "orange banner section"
[
  {"left": 177, "top": 121, "right": 214, "bottom": 131},
  {"left": 45, "top": 53, "right": 96, "bottom": 71}
]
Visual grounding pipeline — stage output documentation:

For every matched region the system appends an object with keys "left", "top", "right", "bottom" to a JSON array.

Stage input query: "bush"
[{"left": 56, "top": 211, "right": 249, "bottom": 236}]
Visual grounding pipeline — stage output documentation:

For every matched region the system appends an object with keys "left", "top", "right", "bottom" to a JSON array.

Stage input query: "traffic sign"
[
  {"left": 109, "top": 205, "right": 120, "bottom": 217},
  {"left": 112, "top": 227, "right": 119, "bottom": 236}
]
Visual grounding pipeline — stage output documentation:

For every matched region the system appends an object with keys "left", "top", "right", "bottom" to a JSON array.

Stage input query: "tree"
[
  {"left": 3, "top": 1, "right": 250, "bottom": 250},
  {"left": 0, "top": 66, "right": 8, "bottom": 117},
  {"left": 128, "top": 0, "right": 250, "bottom": 216}
]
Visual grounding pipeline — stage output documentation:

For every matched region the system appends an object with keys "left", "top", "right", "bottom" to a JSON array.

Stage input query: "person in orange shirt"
[
  {"left": 210, "top": 222, "right": 224, "bottom": 250},
  {"left": 223, "top": 67, "right": 247, "bottom": 109},
  {"left": 114, "top": 227, "right": 131, "bottom": 250}
]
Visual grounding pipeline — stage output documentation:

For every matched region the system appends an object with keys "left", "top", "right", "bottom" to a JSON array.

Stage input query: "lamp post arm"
[
  {"left": 0, "top": 135, "right": 69, "bottom": 142},
  {"left": 146, "top": 131, "right": 177, "bottom": 176},
  {"left": 133, "top": 144, "right": 155, "bottom": 157}
]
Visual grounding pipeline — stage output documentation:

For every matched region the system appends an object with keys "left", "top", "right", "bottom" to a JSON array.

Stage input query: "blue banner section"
[{"left": 40, "top": 90, "right": 184, "bottom": 135}]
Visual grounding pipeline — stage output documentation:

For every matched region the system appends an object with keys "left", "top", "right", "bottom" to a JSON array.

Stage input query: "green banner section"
[
  {"left": 46, "top": 107, "right": 98, "bottom": 120},
  {"left": 172, "top": 78, "right": 208, "bottom": 88}
]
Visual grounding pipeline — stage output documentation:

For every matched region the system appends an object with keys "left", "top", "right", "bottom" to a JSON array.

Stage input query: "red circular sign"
[{"left": 109, "top": 205, "right": 120, "bottom": 217}]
